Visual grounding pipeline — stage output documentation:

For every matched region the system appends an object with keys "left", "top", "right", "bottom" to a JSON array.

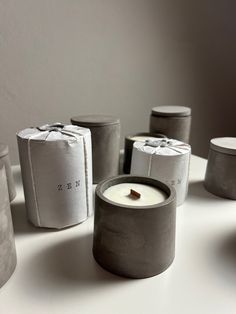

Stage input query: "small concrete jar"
[
  {"left": 71, "top": 115, "right": 120, "bottom": 184},
  {"left": 93, "top": 175, "right": 176, "bottom": 279},
  {"left": 204, "top": 137, "right": 236, "bottom": 199},
  {"left": 0, "top": 143, "right": 16, "bottom": 201},
  {"left": 149, "top": 106, "right": 191, "bottom": 143},
  {"left": 0, "top": 162, "right": 17, "bottom": 288},
  {"left": 123, "top": 132, "right": 167, "bottom": 174}
]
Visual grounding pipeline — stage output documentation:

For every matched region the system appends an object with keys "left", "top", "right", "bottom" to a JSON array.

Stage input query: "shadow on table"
[
  {"left": 22, "top": 233, "right": 132, "bottom": 295},
  {"left": 187, "top": 180, "right": 227, "bottom": 202},
  {"left": 10, "top": 201, "right": 69, "bottom": 235},
  {"left": 210, "top": 230, "right": 236, "bottom": 287}
]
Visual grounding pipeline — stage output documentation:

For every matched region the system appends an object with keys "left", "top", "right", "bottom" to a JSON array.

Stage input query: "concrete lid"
[
  {"left": 71, "top": 115, "right": 120, "bottom": 127},
  {"left": 151, "top": 106, "right": 191, "bottom": 117},
  {"left": 210, "top": 137, "right": 236, "bottom": 155},
  {"left": 0, "top": 143, "right": 8, "bottom": 158}
]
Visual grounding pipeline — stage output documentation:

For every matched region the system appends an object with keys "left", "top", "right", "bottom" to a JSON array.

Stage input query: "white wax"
[
  {"left": 131, "top": 136, "right": 158, "bottom": 142},
  {"left": 103, "top": 183, "right": 167, "bottom": 206}
]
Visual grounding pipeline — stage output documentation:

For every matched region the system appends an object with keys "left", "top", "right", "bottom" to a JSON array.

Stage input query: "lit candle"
[{"left": 103, "top": 183, "right": 167, "bottom": 206}]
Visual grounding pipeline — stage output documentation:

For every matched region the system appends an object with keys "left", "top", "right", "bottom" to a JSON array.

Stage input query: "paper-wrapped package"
[
  {"left": 131, "top": 138, "right": 191, "bottom": 206},
  {"left": 17, "top": 123, "right": 93, "bottom": 229},
  {"left": 0, "top": 162, "right": 17, "bottom": 288}
]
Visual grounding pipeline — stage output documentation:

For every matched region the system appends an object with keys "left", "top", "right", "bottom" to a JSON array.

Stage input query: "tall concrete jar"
[
  {"left": 0, "top": 143, "right": 16, "bottom": 201},
  {"left": 149, "top": 106, "right": 191, "bottom": 143},
  {"left": 0, "top": 162, "right": 17, "bottom": 288},
  {"left": 71, "top": 115, "right": 120, "bottom": 184},
  {"left": 204, "top": 137, "right": 236, "bottom": 199}
]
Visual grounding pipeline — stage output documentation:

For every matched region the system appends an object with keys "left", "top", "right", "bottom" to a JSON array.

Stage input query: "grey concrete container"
[
  {"left": 71, "top": 115, "right": 120, "bottom": 184},
  {"left": 93, "top": 175, "right": 176, "bottom": 279},
  {"left": 123, "top": 132, "right": 166, "bottom": 174},
  {"left": 0, "top": 162, "right": 17, "bottom": 288},
  {"left": 204, "top": 137, "right": 236, "bottom": 199},
  {"left": 149, "top": 106, "right": 191, "bottom": 143},
  {"left": 0, "top": 144, "right": 16, "bottom": 201}
]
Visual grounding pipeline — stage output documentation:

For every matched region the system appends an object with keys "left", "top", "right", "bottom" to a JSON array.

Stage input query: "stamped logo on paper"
[{"left": 57, "top": 180, "right": 81, "bottom": 191}]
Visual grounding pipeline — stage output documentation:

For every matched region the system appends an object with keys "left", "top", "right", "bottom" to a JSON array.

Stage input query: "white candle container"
[
  {"left": 17, "top": 123, "right": 93, "bottom": 229},
  {"left": 131, "top": 138, "right": 191, "bottom": 206}
]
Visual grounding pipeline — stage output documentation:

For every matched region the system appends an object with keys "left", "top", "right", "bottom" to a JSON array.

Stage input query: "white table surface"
[{"left": 1, "top": 155, "right": 236, "bottom": 314}]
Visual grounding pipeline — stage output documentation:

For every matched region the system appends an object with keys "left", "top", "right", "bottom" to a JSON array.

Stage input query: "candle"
[
  {"left": 149, "top": 105, "right": 191, "bottom": 143},
  {"left": 71, "top": 115, "right": 120, "bottom": 184},
  {"left": 0, "top": 162, "right": 17, "bottom": 288},
  {"left": 130, "top": 135, "right": 159, "bottom": 142},
  {"left": 93, "top": 175, "right": 176, "bottom": 279},
  {"left": 131, "top": 139, "right": 191, "bottom": 206},
  {"left": 17, "top": 123, "right": 93, "bottom": 229},
  {"left": 103, "top": 183, "right": 167, "bottom": 206},
  {"left": 0, "top": 143, "right": 16, "bottom": 201},
  {"left": 123, "top": 132, "right": 166, "bottom": 174}
]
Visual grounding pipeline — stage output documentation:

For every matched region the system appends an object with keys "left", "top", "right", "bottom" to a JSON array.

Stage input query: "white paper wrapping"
[
  {"left": 17, "top": 123, "right": 93, "bottom": 229},
  {"left": 131, "top": 138, "right": 191, "bottom": 206}
]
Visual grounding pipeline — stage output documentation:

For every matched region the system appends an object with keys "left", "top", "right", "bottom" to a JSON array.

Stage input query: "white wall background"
[{"left": 1, "top": 0, "right": 236, "bottom": 164}]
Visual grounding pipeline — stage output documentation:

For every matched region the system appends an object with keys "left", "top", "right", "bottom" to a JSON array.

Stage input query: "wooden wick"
[{"left": 129, "top": 189, "right": 141, "bottom": 199}]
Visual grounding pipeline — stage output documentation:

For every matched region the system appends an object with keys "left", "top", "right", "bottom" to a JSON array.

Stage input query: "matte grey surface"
[
  {"left": 150, "top": 106, "right": 191, "bottom": 143},
  {"left": 210, "top": 137, "right": 236, "bottom": 155},
  {"left": 0, "top": 162, "right": 17, "bottom": 288},
  {"left": 0, "top": 144, "right": 16, "bottom": 201},
  {"left": 71, "top": 115, "right": 120, "bottom": 184},
  {"left": 205, "top": 140, "right": 236, "bottom": 199},
  {"left": 93, "top": 175, "right": 176, "bottom": 279},
  {"left": 123, "top": 132, "right": 166, "bottom": 174},
  {"left": 151, "top": 106, "right": 191, "bottom": 117}
]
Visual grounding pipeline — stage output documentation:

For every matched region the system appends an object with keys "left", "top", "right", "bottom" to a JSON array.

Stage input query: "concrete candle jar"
[
  {"left": 149, "top": 106, "right": 191, "bottom": 143},
  {"left": 123, "top": 132, "right": 167, "bottom": 174},
  {"left": 71, "top": 115, "right": 120, "bottom": 184},
  {"left": 0, "top": 162, "right": 17, "bottom": 288},
  {"left": 17, "top": 123, "right": 93, "bottom": 229},
  {"left": 204, "top": 137, "right": 236, "bottom": 199},
  {"left": 131, "top": 138, "right": 191, "bottom": 206},
  {"left": 0, "top": 143, "right": 16, "bottom": 201},
  {"left": 93, "top": 175, "right": 176, "bottom": 279}
]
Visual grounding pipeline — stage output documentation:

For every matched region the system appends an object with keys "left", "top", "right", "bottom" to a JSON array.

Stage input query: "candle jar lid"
[
  {"left": 71, "top": 115, "right": 120, "bottom": 127},
  {"left": 151, "top": 106, "right": 191, "bottom": 117},
  {"left": 210, "top": 137, "right": 236, "bottom": 155},
  {"left": 0, "top": 143, "right": 9, "bottom": 158}
]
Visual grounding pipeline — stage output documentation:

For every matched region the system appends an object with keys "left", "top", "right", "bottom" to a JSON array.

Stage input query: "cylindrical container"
[
  {"left": 131, "top": 138, "right": 191, "bottom": 206},
  {"left": 17, "top": 123, "right": 93, "bottom": 229},
  {"left": 149, "top": 106, "right": 191, "bottom": 143},
  {"left": 93, "top": 175, "right": 176, "bottom": 279},
  {"left": 0, "top": 143, "right": 16, "bottom": 201},
  {"left": 123, "top": 132, "right": 167, "bottom": 174},
  {"left": 71, "top": 115, "right": 120, "bottom": 184},
  {"left": 0, "top": 162, "right": 17, "bottom": 288},
  {"left": 204, "top": 137, "right": 236, "bottom": 199}
]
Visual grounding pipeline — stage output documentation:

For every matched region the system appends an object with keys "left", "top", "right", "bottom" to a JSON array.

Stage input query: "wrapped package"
[
  {"left": 0, "top": 162, "right": 17, "bottom": 288},
  {"left": 17, "top": 123, "right": 93, "bottom": 229},
  {"left": 131, "top": 138, "right": 191, "bottom": 206}
]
